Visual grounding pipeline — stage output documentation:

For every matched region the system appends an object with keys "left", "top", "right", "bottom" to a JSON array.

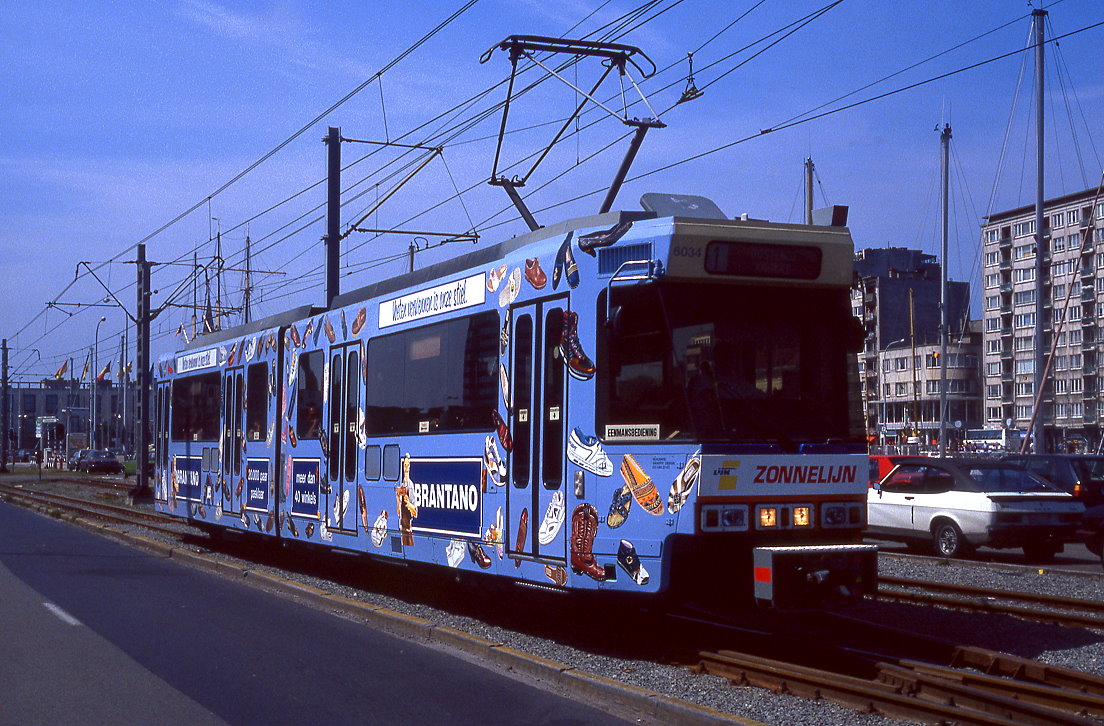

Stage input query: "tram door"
[
  {"left": 221, "top": 367, "right": 245, "bottom": 514},
  {"left": 325, "top": 345, "right": 360, "bottom": 533},
  {"left": 507, "top": 300, "right": 567, "bottom": 566}
]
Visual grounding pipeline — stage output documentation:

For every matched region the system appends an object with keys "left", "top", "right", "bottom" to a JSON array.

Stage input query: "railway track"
[
  {"left": 878, "top": 574, "right": 1104, "bottom": 629},
  {"left": 9, "top": 476, "right": 1104, "bottom": 726},
  {"left": 0, "top": 480, "right": 183, "bottom": 536},
  {"left": 697, "top": 645, "right": 1104, "bottom": 726}
]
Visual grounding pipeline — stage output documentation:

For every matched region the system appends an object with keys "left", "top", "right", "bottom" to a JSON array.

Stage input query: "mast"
[
  {"left": 804, "top": 157, "right": 814, "bottom": 225},
  {"left": 939, "top": 124, "right": 951, "bottom": 457},
  {"left": 1032, "top": 8, "right": 1047, "bottom": 453}
]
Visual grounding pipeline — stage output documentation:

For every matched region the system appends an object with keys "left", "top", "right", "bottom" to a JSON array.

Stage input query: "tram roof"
[{"left": 329, "top": 209, "right": 654, "bottom": 310}]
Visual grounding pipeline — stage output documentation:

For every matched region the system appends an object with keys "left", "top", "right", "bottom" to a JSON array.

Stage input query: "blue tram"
[{"left": 155, "top": 199, "right": 877, "bottom": 606}]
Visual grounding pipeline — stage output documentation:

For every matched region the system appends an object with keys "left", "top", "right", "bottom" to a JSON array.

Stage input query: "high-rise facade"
[
  {"left": 980, "top": 187, "right": 1104, "bottom": 450},
  {"left": 852, "top": 247, "right": 980, "bottom": 447}
]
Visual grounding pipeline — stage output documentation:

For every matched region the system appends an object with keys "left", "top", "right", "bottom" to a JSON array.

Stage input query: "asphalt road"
[{"left": 0, "top": 500, "right": 631, "bottom": 726}]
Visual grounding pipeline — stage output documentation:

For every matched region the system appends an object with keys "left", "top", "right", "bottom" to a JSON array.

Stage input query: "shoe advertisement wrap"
[{"left": 155, "top": 181, "right": 875, "bottom": 607}]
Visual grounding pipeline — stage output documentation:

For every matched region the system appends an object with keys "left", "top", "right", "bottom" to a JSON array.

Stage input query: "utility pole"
[
  {"left": 938, "top": 124, "right": 951, "bottom": 457},
  {"left": 325, "top": 126, "right": 341, "bottom": 307},
  {"left": 131, "top": 243, "right": 153, "bottom": 500},
  {"left": 243, "top": 234, "right": 252, "bottom": 325},
  {"left": 1032, "top": 8, "right": 1047, "bottom": 454},
  {"left": 1, "top": 339, "right": 8, "bottom": 473}
]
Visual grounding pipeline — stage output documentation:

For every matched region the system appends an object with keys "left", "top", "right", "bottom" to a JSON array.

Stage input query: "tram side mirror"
[{"left": 606, "top": 305, "right": 623, "bottom": 337}]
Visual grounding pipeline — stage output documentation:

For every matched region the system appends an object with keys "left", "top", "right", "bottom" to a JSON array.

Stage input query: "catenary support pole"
[
  {"left": 325, "top": 127, "right": 341, "bottom": 308},
  {"left": 1, "top": 339, "right": 8, "bottom": 472},
  {"left": 131, "top": 243, "right": 152, "bottom": 500}
]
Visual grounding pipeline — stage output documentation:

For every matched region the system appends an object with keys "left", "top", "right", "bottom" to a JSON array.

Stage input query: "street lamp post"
[
  {"left": 881, "top": 338, "right": 909, "bottom": 448},
  {"left": 92, "top": 316, "right": 106, "bottom": 450}
]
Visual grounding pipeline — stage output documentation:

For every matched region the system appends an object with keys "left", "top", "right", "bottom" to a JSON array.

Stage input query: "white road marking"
[{"left": 43, "top": 602, "right": 81, "bottom": 626}]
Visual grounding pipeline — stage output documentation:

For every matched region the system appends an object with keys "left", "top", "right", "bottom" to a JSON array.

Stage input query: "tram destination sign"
[
  {"left": 378, "top": 273, "right": 486, "bottom": 329},
  {"left": 705, "top": 241, "right": 822, "bottom": 280}
]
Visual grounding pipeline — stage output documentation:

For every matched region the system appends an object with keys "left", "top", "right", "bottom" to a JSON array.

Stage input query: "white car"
[{"left": 868, "top": 457, "right": 1084, "bottom": 560}]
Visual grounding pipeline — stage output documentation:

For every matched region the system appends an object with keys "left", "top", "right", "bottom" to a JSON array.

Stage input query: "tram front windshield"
[{"left": 598, "top": 281, "right": 860, "bottom": 445}]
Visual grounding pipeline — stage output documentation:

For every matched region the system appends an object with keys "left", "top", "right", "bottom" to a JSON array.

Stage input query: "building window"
[
  {"left": 1072, "top": 377, "right": 1084, "bottom": 393},
  {"left": 1015, "top": 359, "right": 1035, "bottom": 375},
  {"left": 985, "top": 229, "right": 1000, "bottom": 244},
  {"left": 1013, "top": 267, "right": 1036, "bottom": 283},
  {"left": 894, "top": 357, "right": 908, "bottom": 371},
  {"left": 985, "top": 318, "right": 1001, "bottom": 332},
  {"left": 986, "top": 406, "right": 1001, "bottom": 420},
  {"left": 1013, "top": 290, "right": 1036, "bottom": 306},
  {"left": 986, "top": 362, "right": 1001, "bottom": 375},
  {"left": 1015, "top": 381, "right": 1034, "bottom": 396},
  {"left": 986, "top": 339, "right": 1001, "bottom": 353},
  {"left": 1015, "top": 404, "right": 1032, "bottom": 419},
  {"left": 895, "top": 382, "right": 908, "bottom": 396},
  {"left": 1013, "top": 220, "right": 1036, "bottom": 237},
  {"left": 985, "top": 251, "right": 1000, "bottom": 266},
  {"left": 1014, "top": 313, "right": 1035, "bottom": 329},
  {"left": 987, "top": 384, "right": 1001, "bottom": 398},
  {"left": 985, "top": 295, "right": 999, "bottom": 310},
  {"left": 1053, "top": 235, "right": 1067, "bottom": 252}
]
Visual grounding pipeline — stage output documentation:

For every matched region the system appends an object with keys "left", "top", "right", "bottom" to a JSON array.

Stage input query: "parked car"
[
  {"left": 79, "top": 449, "right": 124, "bottom": 475},
  {"left": 867, "top": 457, "right": 1084, "bottom": 560},
  {"left": 1076, "top": 503, "right": 1104, "bottom": 568},
  {"left": 67, "top": 449, "right": 90, "bottom": 471},
  {"left": 1001, "top": 454, "right": 1104, "bottom": 508}
]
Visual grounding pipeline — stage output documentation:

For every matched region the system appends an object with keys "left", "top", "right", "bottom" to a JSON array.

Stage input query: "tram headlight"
[
  {"left": 792, "top": 506, "right": 812, "bottom": 527},
  {"left": 758, "top": 506, "right": 778, "bottom": 528},
  {"left": 700, "top": 504, "right": 749, "bottom": 532}
]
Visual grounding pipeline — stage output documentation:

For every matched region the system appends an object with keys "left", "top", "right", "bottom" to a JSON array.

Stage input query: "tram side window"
[
  {"left": 246, "top": 363, "right": 268, "bottom": 441},
  {"left": 170, "top": 372, "right": 221, "bottom": 442},
  {"left": 297, "top": 351, "right": 324, "bottom": 440},
  {"left": 365, "top": 311, "right": 498, "bottom": 435}
]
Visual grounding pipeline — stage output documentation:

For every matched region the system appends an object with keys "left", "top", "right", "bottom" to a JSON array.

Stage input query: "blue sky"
[{"left": 1, "top": 0, "right": 1102, "bottom": 379}]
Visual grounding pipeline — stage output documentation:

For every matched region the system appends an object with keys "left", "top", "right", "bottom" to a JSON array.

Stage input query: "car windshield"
[
  {"left": 964, "top": 465, "right": 1059, "bottom": 493},
  {"left": 88, "top": 450, "right": 111, "bottom": 460}
]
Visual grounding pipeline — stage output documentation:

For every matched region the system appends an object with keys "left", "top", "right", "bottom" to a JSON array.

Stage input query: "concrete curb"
[{"left": 2, "top": 492, "right": 761, "bottom": 725}]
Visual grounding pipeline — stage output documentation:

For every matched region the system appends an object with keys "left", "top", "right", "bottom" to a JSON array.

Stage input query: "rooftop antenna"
[{"left": 480, "top": 35, "right": 666, "bottom": 229}]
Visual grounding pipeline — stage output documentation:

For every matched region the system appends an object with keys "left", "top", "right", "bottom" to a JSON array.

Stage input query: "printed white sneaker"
[
  {"left": 446, "top": 539, "right": 465, "bottom": 567},
  {"left": 537, "top": 490, "right": 565, "bottom": 545},
  {"left": 484, "top": 435, "right": 506, "bottom": 486},
  {"left": 668, "top": 450, "right": 702, "bottom": 513},
  {"left": 371, "top": 510, "right": 388, "bottom": 548},
  {"left": 566, "top": 427, "right": 613, "bottom": 477}
]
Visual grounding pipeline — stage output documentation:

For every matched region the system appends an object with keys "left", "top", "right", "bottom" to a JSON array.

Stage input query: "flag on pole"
[
  {"left": 80, "top": 353, "right": 90, "bottom": 382},
  {"left": 54, "top": 360, "right": 68, "bottom": 380},
  {"left": 96, "top": 360, "right": 112, "bottom": 382}
]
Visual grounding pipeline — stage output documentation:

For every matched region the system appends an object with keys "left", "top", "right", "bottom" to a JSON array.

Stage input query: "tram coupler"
[{"left": 752, "top": 544, "right": 878, "bottom": 609}]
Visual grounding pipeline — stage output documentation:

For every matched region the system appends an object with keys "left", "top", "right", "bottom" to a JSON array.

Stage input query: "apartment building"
[
  {"left": 981, "top": 187, "right": 1104, "bottom": 451},
  {"left": 852, "top": 247, "right": 981, "bottom": 446}
]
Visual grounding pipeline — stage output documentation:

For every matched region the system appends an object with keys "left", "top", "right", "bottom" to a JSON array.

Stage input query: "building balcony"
[
  {"left": 1000, "top": 282, "right": 1013, "bottom": 293},
  {"left": 1000, "top": 347, "right": 1014, "bottom": 359},
  {"left": 999, "top": 258, "right": 1012, "bottom": 270},
  {"left": 1084, "top": 287, "right": 1097, "bottom": 301},
  {"left": 1001, "top": 371, "right": 1014, "bottom": 382},
  {"left": 1001, "top": 327, "right": 1013, "bottom": 337},
  {"left": 999, "top": 235, "right": 1012, "bottom": 248}
]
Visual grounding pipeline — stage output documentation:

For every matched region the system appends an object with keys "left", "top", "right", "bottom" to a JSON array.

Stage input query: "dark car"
[
  {"left": 1002, "top": 454, "right": 1104, "bottom": 508},
  {"left": 1077, "top": 503, "right": 1104, "bottom": 569},
  {"left": 67, "top": 449, "right": 90, "bottom": 470},
  {"left": 80, "top": 449, "right": 123, "bottom": 475}
]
